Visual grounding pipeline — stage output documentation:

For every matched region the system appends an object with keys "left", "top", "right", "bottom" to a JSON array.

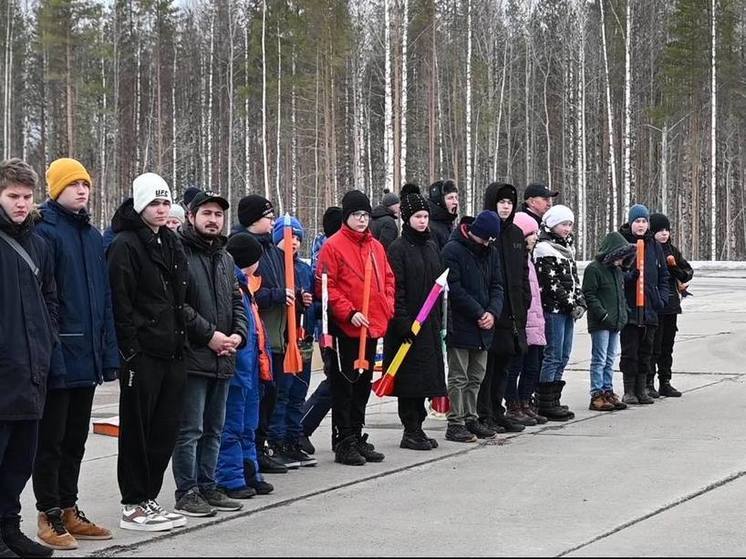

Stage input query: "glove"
[
  {"left": 571, "top": 306, "right": 586, "bottom": 320},
  {"left": 666, "top": 254, "right": 677, "bottom": 267}
]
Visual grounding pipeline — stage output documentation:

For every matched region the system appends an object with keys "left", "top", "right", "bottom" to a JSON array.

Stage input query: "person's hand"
[
  {"left": 208, "top": 331, "right": 230, "bottom": 354},
  {"left": 351, "top": 312, "right": 370, "bottom": 328},
  {"left": 571, "top": 306, "right": 586, "bottom": 321},
  {"left": 285, "top": 289, "right": 295, "bottom": 306},
  {"left": 301, "top": 290, "right": 313, "bottom": 307},
  {"left": 477, "top": 312, "right": 494, "bottom": 330}
]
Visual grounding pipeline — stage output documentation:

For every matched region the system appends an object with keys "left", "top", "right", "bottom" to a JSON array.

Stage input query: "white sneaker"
[
  {"left": 120, "top": 503, "right": 173, "bottom": 532},
  {"left": 146, "top": 500, "right": 187, "bottom": 528}
]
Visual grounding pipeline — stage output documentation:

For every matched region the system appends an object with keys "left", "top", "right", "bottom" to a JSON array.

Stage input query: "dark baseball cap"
[
  {"left": 189, "top": 190, "right": 230, "bottom": 212},
  {"left": 523, "top": 183, "right": 559, "bottom": 200}
]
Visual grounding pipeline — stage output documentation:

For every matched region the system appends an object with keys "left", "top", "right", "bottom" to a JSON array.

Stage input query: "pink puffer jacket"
[{"left": 525, "top": 257, "right": 546, "bottom": 346}]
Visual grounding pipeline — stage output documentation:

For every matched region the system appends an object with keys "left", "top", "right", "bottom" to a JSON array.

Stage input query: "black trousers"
[
  {"left": 330, "top": 335, "right": 377, "bottom": 443},
  {"left": 477, "top": 352, "right": 512, "bottom": 422},
  {"left": 0, "top": 420, "right": 38, "bottom": 519},
  {"left": 118, "top": 354, "right": 186, "bottom": 505},
  {"left": 397, "top": 397, "right": 427, "bottom": 433},
  {"left": 652, "top": 314, "right": 678, "bottom": 381},
  {"left": 32, "top": 387, "right": 95, "bottom": 512},
  {"left": 619, "top": 324, "right": 657, "bottom": 380},
  {"left": 255, "top": 353, "right": 281, "bottom": 452}
]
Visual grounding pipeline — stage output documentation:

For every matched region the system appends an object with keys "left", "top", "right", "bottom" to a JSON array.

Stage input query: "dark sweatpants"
[
  {"left": 397, "top": 397, "right": 427, "bottom": 433},
  {"left": 619, "top": 324, "right": 657, "bottom": 380},
  {"left": 330, "top": 335, "right": 377, "bottom": 444},
  {"left": 652, "top": 314, "right": 678, "bottom": 382},
  {"left": 33, "top": 386, "right": 95, "bottom": 512},
  {"left": 477, "top": 352, "right": 512, "bottom": 423},
  {"left": 0, "top": 420, "right": 38, "bottom": 520},
  {"left": 118, "top": 354, "right": 186, "bottom": 505}
]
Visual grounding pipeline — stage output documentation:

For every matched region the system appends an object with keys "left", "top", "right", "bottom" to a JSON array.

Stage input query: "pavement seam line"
[{"left": 555, "top": 469, "right": 746, "bottom": 557}]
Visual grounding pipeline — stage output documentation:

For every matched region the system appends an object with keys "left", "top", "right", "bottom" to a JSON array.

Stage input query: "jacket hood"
[
  {"left": 428, "top": 199, "right": 458, "bottom": 224},
  {"left": 483, "top": 182, "right": 518, "bottom": 225},
  {"left": 449, "top": 216, "right": 488, "bottom": 256},
  {"left": 371, "top": 204, "right": 395, "bottom": 219},
  {"left": 597, "top": 231, "right": 636, "bottom": 265},
  {"left": 111, "top": 198, "right": 147, "bottom": 234}
]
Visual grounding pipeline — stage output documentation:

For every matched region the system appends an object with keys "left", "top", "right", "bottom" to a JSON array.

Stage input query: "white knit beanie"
[
  {"left": 133, "top": 173, "right": 172, "bottom": 213},
  {"left": 543, "top": 204, "right": 575, "bottom": 229}
]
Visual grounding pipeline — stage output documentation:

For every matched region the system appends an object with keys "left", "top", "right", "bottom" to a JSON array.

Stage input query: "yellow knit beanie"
[{"left": 46, "top": 158, "right": 92, "bottom": 200}]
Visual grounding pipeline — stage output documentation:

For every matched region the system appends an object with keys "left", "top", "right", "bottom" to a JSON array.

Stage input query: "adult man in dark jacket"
[
  {"left": 441, "top": 212, "right": 504, "bottom": 442},
  {"left": 477, "top": 183, "right": 532, "bottom": 433},
  {"left": 108, "top": 173, "right": 189, "bottom": 532},
  {"left": 618, "top": 204, "right": 670, "bottom": 405},
  {"left": 173, "top": 191, "right": 248, "bottom": 517},
  {"left": 427, "top": 179, "right": 459, "bottom": 250},
  {"left": 520, "top": 183, "right": 558, "bottom": 227},
  {"left": 370, "top": 189, "right": 400, "bottom": 249},
  {"left": 33, "top": 158, "right": 118, "bottom": 550},
  {"left": 0, "top": 158, "right": 58, "bottom": 558}
]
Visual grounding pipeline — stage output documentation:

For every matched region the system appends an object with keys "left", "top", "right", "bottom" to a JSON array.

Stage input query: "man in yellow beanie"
[{"left": 33, "top": 158, "right": 117, "bottom": 549}]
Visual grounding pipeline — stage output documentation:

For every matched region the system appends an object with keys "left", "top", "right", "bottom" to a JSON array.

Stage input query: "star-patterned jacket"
[{"left": 534, "top": 227, "right": 585, "bottom": 315}]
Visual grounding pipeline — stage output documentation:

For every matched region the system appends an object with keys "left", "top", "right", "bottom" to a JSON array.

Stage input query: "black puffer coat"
[
  {"left": 370, "top": 205, "right": 399, "bottom": 250},
  {"left": 659, "top": 241, "right": 693, "bottom": 315},
  {"left": 383, "top": 224, "right": 447, "bottom": 398},
  {"left": 180, "top": 224, "right": 248, "bottom": 379},
  {"left": 441, "top": 221, "right": 504, "bottom": 350},
  {"left": 0, "top": 209, "right": 58, "bottom": 420},
  {"left": 484, "top": 183, "right": 531, "bottom": 356},
  {"left": 428, "top": 200, "right": 458, "bottom": 251},
  {"left": 108, "top": 198, "right": 189, "bottom": 361}
]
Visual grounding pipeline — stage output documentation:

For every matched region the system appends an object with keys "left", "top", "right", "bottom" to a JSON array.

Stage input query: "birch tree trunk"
[
  {"left": 399, "top": 0, "right": 408, "bottom": 185},
  {"left": 244, "top": 7, "right": 250, "bottom": 193},
  {"left": 710, "top": 0, "right": 717, "bottom": 260},
  {"left": 465, "top": 0, "right": 473, "bottom": 214},
  {"left": 577, "top": 12, "right": 587, "bottom": 259},
  {"left": 66, "top": 28, "right": 74, "bottom": 155},
  {"left": 291, "top": 48, "right": 297, "bottom": 214},
  {"left": 383, "top": 0, "right": 394, "bottom": 192},
  {"left": 206, "top": 7, "right": 215, "bottom": 191},
  {"left": 492, "top": 38, "right": 508, "bottom": 180},
  {"left": 622, "top": 0, "right": 632, "bottom": 211},
  {"left": 3, "top": 0, "right": 11, "bottom": 159},
  {"left": 261, "top": 0, "right": 270, "bottom": 200},
  {"left": 227, "top": 6, "right": 235, "bottom": 225},
  {"left": 599, "top": 0, "right": 619, "bottom": 230},
  {"left": 275, "top": 22, "right": 283, "bottom": 214},
  {"left": 172, "top": 40, "right": 177, "bottom": 191}
]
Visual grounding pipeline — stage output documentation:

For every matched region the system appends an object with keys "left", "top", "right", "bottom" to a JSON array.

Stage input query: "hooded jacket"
[
  {"left": 36, "top": 200, "right": 120, "bottom": 389},
  {"left": 0, "top": 208, "right": 58, "bottom": 420},
  {"left": 441, "top": 221, "right": 504, "bottom": 350},
  {"left": 618, "top": 224, "right": 670, "bottom": 326},
  {"left": 107, "top": 198, "right": 189, "bottom": 361},
  {"left": 483, "top": 183, "right": 531, "bottom": 355},
  {"left": 179, "top": 224, "right": 248, "bottom": 379},
  {"left": 582, "top": 232, "right": 635, "bottom": 333},
  {"left": 370, "top": 204, "right": 399, "bottom": 250},
  {"left": 314, "top": 225, "right": 395, "bottom": 340},
  {"left": 428, "top": 200, "right": 458, "bottom": 251}
]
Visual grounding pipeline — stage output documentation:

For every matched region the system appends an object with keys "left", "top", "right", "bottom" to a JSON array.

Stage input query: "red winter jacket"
[{"left": 315, "top": 225, "right": 395, "bottom": 339}]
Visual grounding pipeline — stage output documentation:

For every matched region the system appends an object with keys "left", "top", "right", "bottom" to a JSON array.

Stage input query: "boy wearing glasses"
[{"left": 315, "top": 191, "right": 395, "bottom": 465}]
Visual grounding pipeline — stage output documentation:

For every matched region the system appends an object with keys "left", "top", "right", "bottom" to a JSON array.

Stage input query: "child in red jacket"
[{"left": 315, "top": 190, "right": 395, "bottom": 466}]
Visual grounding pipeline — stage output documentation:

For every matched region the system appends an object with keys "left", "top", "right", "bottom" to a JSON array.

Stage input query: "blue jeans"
[
  {"left": 505, "top": 345, "right": 543, "bottom": 402},
  {"left": 267, "top": 357, "right": 312, "bottom": 444},
  {"left": 540, "top": 313, "right": 574, "bottom": 383},
  {"left": 590, "top": 330, "right": 619, "bottom": 395},
  {"left": 216, "top": 383, "right": 263, "bottom": 490},
  {"left": 172, "top": 375, "right": 230, "bottom": 499}
]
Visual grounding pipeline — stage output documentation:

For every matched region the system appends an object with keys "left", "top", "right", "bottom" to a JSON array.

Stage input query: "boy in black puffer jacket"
[{"left": 649, "top": 213, "right": 693, "bottom": 398}]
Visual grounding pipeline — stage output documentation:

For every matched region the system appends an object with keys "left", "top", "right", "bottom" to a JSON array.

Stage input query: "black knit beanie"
[
  {"left": 341, "top": 190, "right": 372, "bottom": 223},
  {"left": 400, "top": 183, "right": 429, "bottom": 223},
  {"left": 226, "top": 232, "right": 263, "bottom": 269},
  {"left": 322, "top": 206, "right": 343, "bottom": 237},
  {"left": 238, "top": 194, "right": 274, "bottom": 227}
]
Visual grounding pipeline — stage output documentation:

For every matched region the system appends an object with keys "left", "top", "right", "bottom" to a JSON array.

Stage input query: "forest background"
[{"left": 0, "top": 0, "right": 741, "bottom": 259}]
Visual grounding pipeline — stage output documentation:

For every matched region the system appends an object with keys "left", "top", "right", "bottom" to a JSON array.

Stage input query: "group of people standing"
[{"left": 0, "top": 153, "right": 692, "bottom": 557}]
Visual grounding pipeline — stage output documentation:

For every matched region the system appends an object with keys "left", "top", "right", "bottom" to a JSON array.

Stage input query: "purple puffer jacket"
[{"left": 525, "top": 256, "right": 546, "bottom": 347}]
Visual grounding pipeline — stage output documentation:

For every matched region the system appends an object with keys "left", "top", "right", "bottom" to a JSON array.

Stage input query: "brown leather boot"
[
  {"left": 37, "top": 508, "right": 78, "bottom": 550},
  {"left": 604, "top": 390, "right": 627, "bottom": 410},
  {"left": 505, "top": 401, "right": 537, "bottom": 426},
  {"left": 589, "top": 393, "right": 614, "bottom": 412},
  {"left": 521, "top": 400, "right": 547, "bottom": 424},
  {"left": 62, "top": 506, "right": 112, "bottom": 541}
]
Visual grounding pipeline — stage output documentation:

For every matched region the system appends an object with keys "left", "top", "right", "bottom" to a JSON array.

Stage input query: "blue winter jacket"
[
  {"left": 37, "top": 200, "right": 120, "bottom": 388},
  {"left": 232, "top": 267, "right": 272, "bottom": 391}
]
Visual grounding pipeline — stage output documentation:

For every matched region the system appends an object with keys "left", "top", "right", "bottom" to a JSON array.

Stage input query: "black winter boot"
[
  {"left": 659, "top": 380, "right": 682, "bottom": 397},
  {"left": 621, "top": 374, "right": 639, "bottom": 405},
  {"left": 535, "top": 383, "right": 570, "bottom": 422},
  {"left": 554, "top": 381, "right": 575, "bottom": 420},
  {"left": 635, "top": 375, "right": 654, "bottom": 404},
  {"left": 1, "top": 517, "right": 52, "bottom": 558},
  {"left": 335, "top": 435, "right": 366, "bottom": 466},
  {"left": 356, "top": 434, "right": 385, "bottom": 463},
  {"left": 400, "top": 430, "right": 433, "bottom": 451},
  {"left": 646, "top": 376, "right": 660, "bottom": 398},
  {"left": 244, "top": 462, "right": 274, "bottom": 495}
]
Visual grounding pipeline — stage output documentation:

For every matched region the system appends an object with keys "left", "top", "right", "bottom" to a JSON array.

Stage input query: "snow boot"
[
  {"left": 621, "top": 374, "right": 639, "bottom": 405},
  {"left": 554, "top": 381, "right": 575, "bottom": 420}
]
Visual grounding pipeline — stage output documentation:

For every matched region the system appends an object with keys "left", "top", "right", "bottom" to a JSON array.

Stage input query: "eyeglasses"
[{"left": 351, "top": 211, "right": 370, "bottom": 220}]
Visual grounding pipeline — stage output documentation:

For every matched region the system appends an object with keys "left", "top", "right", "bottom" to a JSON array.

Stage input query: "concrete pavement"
[{"left": 20, "top": 273, "right": 746, "bottom": 556}]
